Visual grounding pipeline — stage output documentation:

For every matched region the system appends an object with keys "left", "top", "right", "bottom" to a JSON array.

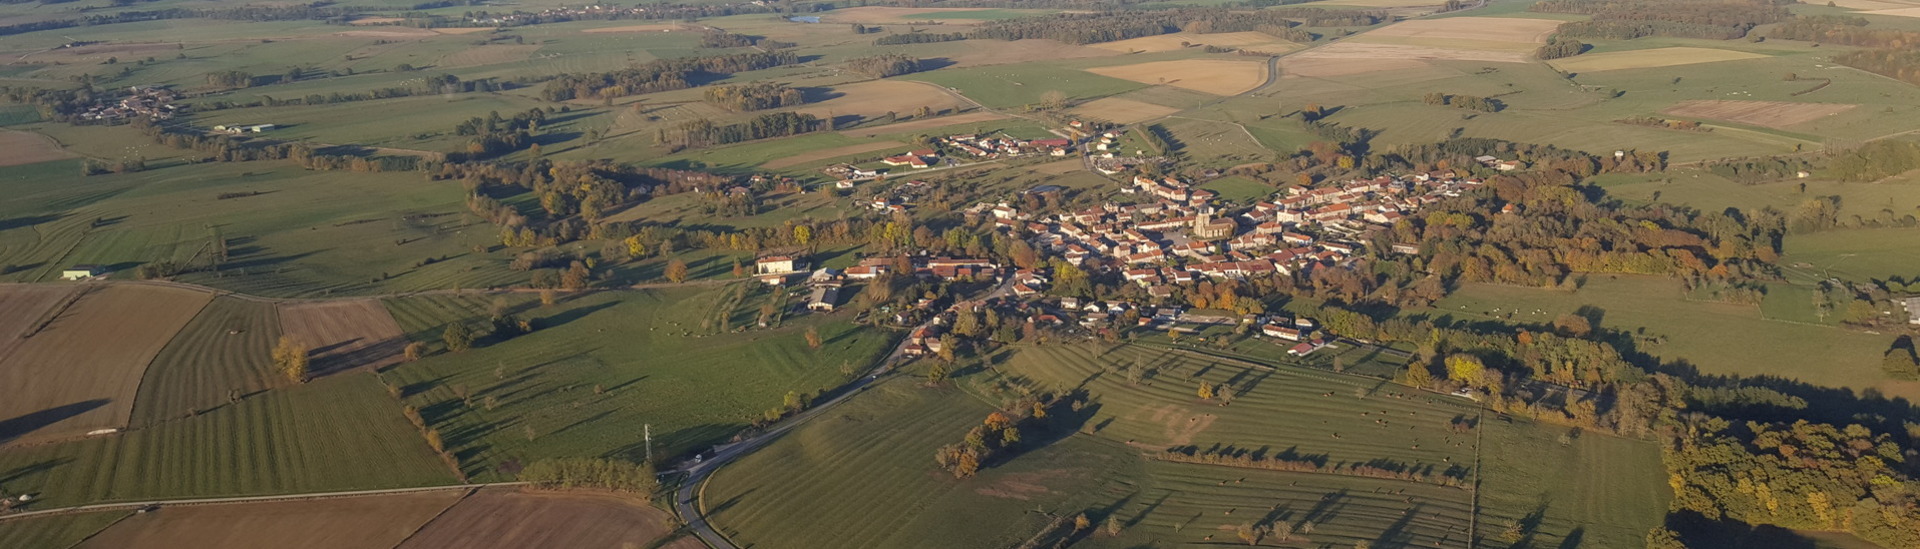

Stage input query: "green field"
[
  {"left": 129, "top": 296, "right": 283, "bottom": 427},
  {"left": 1432, "top": 276, "right": 1902, "bottom": 396},
  {"left": 1781, "top": 228, "right": 1920, "bottom": 283},
  {"left": 1475, "top": 418, "right": 1670, "bottom": 549},
  {"left": 0, "top": 511, "right": 127, "bottom": 549},
  {"left": 380, "top": 285, "right": 893, "bottom": 480},
  {"left": 0, "top": 373, "right": 453, "bottom": 508},
  {"left": 911, "top": 64, "right": 1148, "bottom": 109},
  {"left": 710, "top": 342, "right": 1647, "bottom": 548}
]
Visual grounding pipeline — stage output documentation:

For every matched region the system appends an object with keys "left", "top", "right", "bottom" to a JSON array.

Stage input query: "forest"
[
  {"left": 656, "top": 112, "right": 824, "bottom": 150},
  {"left": 1533, "top": 0, "right": 1788, "bottom": 40},
  {"left": 844, "top": 54, "right": 922, "bottom": 78},
  {"left": 701, "top": 82, "right": 806, "bottom": 112}
]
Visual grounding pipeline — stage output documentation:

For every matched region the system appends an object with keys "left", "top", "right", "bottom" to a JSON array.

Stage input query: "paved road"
[
  {"left": 671, "top": 279, "right": 1015, "bottom": 549},
  {"left": 0, "top": 482, "right": 526, "bottom": 522}
]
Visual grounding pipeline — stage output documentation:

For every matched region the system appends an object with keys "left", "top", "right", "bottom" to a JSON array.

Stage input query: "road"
[
  {"left": 5, "top": 276, "right": 743, "bottom": 306},
  {"left": 0, "top": 482, "right": 526, "bottom": 522},
  {"left": 671, "top": 278, "right": 1015, "bottom": 549}
]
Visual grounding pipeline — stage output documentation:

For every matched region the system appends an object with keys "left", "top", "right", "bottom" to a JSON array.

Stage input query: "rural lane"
[
  {"left": 671, "top": 278, "right": 1016, "bottom": 549},
  {"left": 0, "top": 482, "right": 527, "bottom": 522}
]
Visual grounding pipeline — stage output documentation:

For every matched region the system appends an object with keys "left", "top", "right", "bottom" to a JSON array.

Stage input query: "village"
[{"left": 75, "top": 86, "right": 183, "bottom": 123}]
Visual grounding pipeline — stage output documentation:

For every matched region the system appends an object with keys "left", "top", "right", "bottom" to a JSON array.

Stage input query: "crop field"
[
  {"left": 883, "top": 38, "right": 1120, "bottom": 68},
  {"left": 0, "top": 511, "right": 128, "bottom": 549},
  {"left": 1474, "top": 418, "right": 1670, "bottom": 549},
  {"left": 129, "top": 296, "right": 282, "bottom": 427},
  {"left": 0, "top": 373, "right": 454, "bottom": 508},
  {"left": 278, "top": 299, "right": 407, "bottom": 376},
  {"left": 1068, "top": 97, "right": 1183, "bottom": 124},
  {"left": 578, "top": 23, "right": 683, "bottom": 33},
  {"left": 1089, "top": 31, "right": 1301, "bottom": 54},
  {"left": 1085, "top": 59, "right": 1268, "bottom": 95},
  {"left": 1432, "top": 276, "right": 1903, "bottom": 397},
  {"left": 0, "top": 130, "right": 72, "bottom": 168},
  {"left": 0, "top": 283, "right": 211, "bottom": 445},
  {"left": 75, "top": 490, "right": 465, "bottom": 549},
  {"left": 1349, "top": 16, "right": 1561, "bottom": 52},
  {"left": 396, "top": 488, "right": 697, "bottom": 549},
  {"left": 793, "top": 80, "right": 973, "bottom": 121},
  {"left": 381, "top": 285, "right": 892, "bottom": 480},
  {"left": 1548, "top": 46, "right": 1771, "bottom": 73},
  {"left": 1663, "top": 100, "right": 1858, "bottom": 129},
  {"left": 840, "top": 111, "right": 1009, "bottom": 137}
]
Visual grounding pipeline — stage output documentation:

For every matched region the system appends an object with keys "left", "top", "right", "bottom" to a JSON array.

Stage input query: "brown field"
[
  {"left": 348, "top": 16, "right": 405, "bottom": 25},
  {"left": 580, "top": 24, "right": 683, "bottom": 33},
  {"left": 944, "top": 39, "right": 1118, "bottom": 67},
  {"left": 0, "top": 284, "right": 211, "bottom": 445},
  {"left": 795, "top": 80, "right": 971, "bottom": 120},
  {"left": 278, "top": 299, "right": 406, "bottom": 376},
  {"left": 1663, "top": 100, "right": 1858, "bottom": 129},
  {"left": 0, "top": 285, "right": 77, "bottom": 358},
  {"left": 434, "top": 45, "right": 541, "bottom": 68},
  {"left": 0, "top": 130, "right": 74, "bottom": 168},
  {"left": 77, "top": 491, "right": 466, "bottom": 549},
  {"left": 1548, "top": 47, "right": 1769, "bottom": 73},
  {"left": 398, "top": 488, "right": 697, "bottom": 549},
  {"left": 429, "top": 27, "right": 494, "bottom": 35},
  {"left": 838, "top": 111, "right": 1009, "bottom": 137},
  {"left": 763, "top": 140, "right": 905, "bottom": 169},
  {"left": 1068, "top": 96, "right": 1183, "bottom": 124},
  {"left": 1085, "top": 59, "right": 1268, "bottom": 95},
  {"left": 1090, "top": 31, "right": 1301, "bottom": 54},
  {"left": 1353, "top": 16, "right": 1562, "bottom": 49},
  {"left": 1281, "top": 42, "right": 1529, "bottom": 77}
]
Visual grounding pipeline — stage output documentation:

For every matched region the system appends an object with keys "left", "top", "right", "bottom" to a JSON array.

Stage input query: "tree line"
[
  {"left": 967, "top": 7, "right": 1379, "bottom": 46},
  {"left": 701, "top": 82, "right": 806, "bottom": 112},
  {"left": 873, "top": 31, "right": 967, "bottom": 45},
  {"left": 844, "top": 54, "right": 922, "bottom": 78},
  {"left": 655, "top": 112, "right": 823, "bottom": 150},
  {"left": 1420, "top": 92, "right": 1502, "bottom": 112},
  {"left": 1533, "top": 0, "right": 1789, "bottom": 40},
  {"left": 700, "top": 30, "right": 795, "bottom": 49},
  {"left": 539, "top": 51, "right": 800, "bottom": 101}
]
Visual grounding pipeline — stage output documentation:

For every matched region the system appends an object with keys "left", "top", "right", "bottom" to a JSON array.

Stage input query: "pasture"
[
  {"left": 1548, "top": 47, "right": 1771, "bottom": 73},
  {"left": 1068, "top": 97, "right": 1183, "bottom": 124},
  {"left": 1431, "top": 276, "right": 1903, "bottom": 397},
  {"left": 909, "top": 63, "right": 1146, "bottom": 109},
  {"left": 840, "top": 111, "right": 1009, "bottom": 137},
  {"left": 129, "top": 296, "right": 282, "bottom": 427},
  {"left": 1781, "top": 228, "right": 1920, "bottom": 283},
  {"left": 1085, "top": 59, "right": 1268, "bottom": 96},
  {"left": 379, "top": 285, "right": 892, "bottom": 480},
  {"left": 1663, "top": 100, "right": 1857, "bottom": 129},
  {"left": 793, "top": 80, "right": 972, "bottom": 121},
  {"left": 1475, "top": 419, "right": 1670, "bottom": 549},
  {"left": 0, "top": 283, "right": 210, "bottom": 445},
  {"left": 0, "top": 511, "right": 128, "bottom": 549},
  {"left": 761, "top": 140, "right": 904, "bottom": 169}
]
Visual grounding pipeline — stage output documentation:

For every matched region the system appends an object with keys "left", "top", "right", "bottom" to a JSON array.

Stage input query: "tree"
[
  {"left": 272, "top": 335, "right": 309, "bottom": 382},
  {"left": 665, "top": 258, "right": 690, "bottom": 283},
  {"left": 926, "top": 360, "right": 951, "bottom": 384},
  {"left": 805, "top": 325, "right": 822, "bottom": 349},
  {"left": 1073, "top": 513, "right": 1091, "bottom": 531},
  {"left": 404, "top": 341, "right": 427, "bottom": 361},
  {"left": 1041, "top": 90, "right": 1068, "bottom": 110},
  {"left": 1236, "top": 522, "right": 1262, "bottom": 545},
  {"left": 1553, "top": 313, "right": 1592, "bottom": 336},
  {"left": 443, "top": 322, "right": 476, "bottom": 353},
  {"left": 1645, "top": 527, "right": 1687, "bottom": 549},
  {"left": 1104, "top": 514, "right": 1121, "bottom": 536},
  {"left": 1197, "top": 381, "right": 1216, "bottom": 400}
]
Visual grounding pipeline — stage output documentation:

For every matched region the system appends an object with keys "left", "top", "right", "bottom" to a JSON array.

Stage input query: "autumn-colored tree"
[
  {"left": 272, "top": 335, "right": 309, "bottom": 383},
  {"left": 665, "top": 258, "right": 690, "bottom": 283},
  {"left": 732, "top": 258, "right": 746, "bottom": 278},
  {"left": 404, "top": 341, "right": 427, "bottom": 361},
  {"left": 805, "top": 325, "right": 821, "bottom": 348},
  {"left": 1197, "top": 381, "right": 1216, "bottom": 400},
  {"left": 1073, "top": 513, "right": 1091, "bottom": 531},
  {"left": 1236, "top": 522, "right": 1261, "bottom": 545}
]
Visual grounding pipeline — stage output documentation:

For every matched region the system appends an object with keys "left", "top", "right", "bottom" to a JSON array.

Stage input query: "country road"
[
  {"left": 0, "top": 482, "right": 527, "bottom": 522},
  {"left": 671, "top": 278, "right": 1015, "bottom": 549}
]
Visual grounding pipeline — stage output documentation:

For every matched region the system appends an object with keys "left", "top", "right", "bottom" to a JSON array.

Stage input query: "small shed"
[{"left": 61, "top": 265, "right": 102, "bottom": 280}]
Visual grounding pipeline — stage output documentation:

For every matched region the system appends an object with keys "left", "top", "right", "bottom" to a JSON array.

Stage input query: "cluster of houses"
[
  {"left": 938, "top": 134, "right": 1073, "bottom": 159},
  {"left": 77, "top": 86, "right": 182, "bottom": 122},
  {"left": 1262, "top": 172, "right": 1486, "bottom": 231},
  {"left": 880, "top": 149, "right": 942, "bottom": 170}
]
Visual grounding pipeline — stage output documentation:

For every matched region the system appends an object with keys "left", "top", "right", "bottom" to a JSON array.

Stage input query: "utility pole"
[{"left": 644, "top": 424, "right": 653, "bottom": 465}]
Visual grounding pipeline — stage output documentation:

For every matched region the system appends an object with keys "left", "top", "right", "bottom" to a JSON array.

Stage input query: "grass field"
[
  {"left": 1474, "top": 419, "right": 1669, "bottom": 549},
  {"left": 0, "top": 511, "right": 127, "bottom": 549},
  {"left": 1781, "top": 228, "right": 1920, "bottom": 283},
  {"left": 1085, "top": 59, "right": 1268, "bottom": 96},
  {"left": 1199, "top": 175, "right": 1275, "bottom": 203},
  {"left": 129, "top": 296, "right": 282, "bottom": 427},
  {"left": 0, "top": 372, "right": 454, "bottom": 508},
  {"left": 1548, "top": 47, "right": 1770, "bottom": 73},
  {"left": 911, "top": 63, "right": 1147, "bottom": 109},
  {"left": 380, "top": 285, "right": 892, "bottom": 480},
  {"left": 1431, "top": 276, "right": 1904, "bottom": 397},
  {"left": 710, "top": 341, "right": 1639, "bottom": 548}
]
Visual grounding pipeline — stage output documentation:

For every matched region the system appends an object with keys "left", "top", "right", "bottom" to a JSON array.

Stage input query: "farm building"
[
  {"left": 61, "top": 265, "right": 102, "bottom": 280},
  {"left": 213, "top": 123, "right": 275, "bottom": 134},
  {"left": 808, "top": 286, "right": 840, "bottom": 312}
]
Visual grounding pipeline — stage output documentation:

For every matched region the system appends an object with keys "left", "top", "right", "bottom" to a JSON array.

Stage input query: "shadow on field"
[
  {"left": 0, "top": 399, "right": 109, "bottom": 444},
  {"left": 0, "top": 213, "right": 63, "bottom": 232}
]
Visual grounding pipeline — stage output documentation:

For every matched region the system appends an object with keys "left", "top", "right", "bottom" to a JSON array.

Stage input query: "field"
[
  {"left": 397, "top": 488, "right": 698, "bottom": 549},
  {"left": 709, "top": 342, "right": 1640, "bottom": 548},
  {"left": 910, "top": 64, "right": 1147, "bottom": 108},
  {"left": 579, "top": 24, "right": 683, "bottom": 33},
  {"left": 1348, "top": 16, "right": 1562, "bottom": 52},
  {"left": 794, "top": 80, "right": 973, "bottom": 121},
  {"left": 278, "top": 299, "right": 408, "bottom": 376},
  {"left": 1663, "top": 100, "right": 1858, "bottom": 129},
  {"left": 0, "top": 283, "right": 211, "bottom": 445},
  {"left": 1431, "top": 276, "right": 1907, "bottom": 397},
  {"left": 1089, "top": 31, "right": 1301, "bottom": 54},
  {"left": 129, "top": 296, "right": 282, "bottom": 427},
  {"left": 380, "top": 285, "right": 893, "bottom": 480},
  {"left": 0, "top": 372, "right": 455, "bottom": 508},
  {"left": 761, "top": 140, "right": 905, "bottom": 169},
  {"left": 1084, "top": 59, "right": 1268, "bottom": 96},
  {"left": 820, "top": 7, "right": 1052, "bottom": 24},
  {"left": 0, "top": 130, "right": 72, "bottom": 168},
  {"left": 840, "top": 111, "right": 1009, "bottom": 137},
  {"left": 0, "top": 511, "right": 128, "bottom": 549},
  {"left": 1474, "top": 418, "right": 1670, "bottom": 549},
  {"left": 1548, "top": 47, "right": 1771, "bottom": 73},
  {"left": 1068, "top": 97, "right": 1183, "bottom": 124},
  {"left": 1781, "top": 228, "right": 1920, "bottom": 283},
  {"left": 77, "top": 490, "right": 465, "bottom": 549}
]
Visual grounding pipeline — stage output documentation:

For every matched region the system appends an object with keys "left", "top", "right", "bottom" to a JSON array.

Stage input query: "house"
[
  {"left": 1905, "top": 296, "right": 1920, "bottom": 325},
  {"left": 1262, "top": 324, "right": 1304, "bottom": 341},
  {"left": 1286, "top": 341, "right": 1322, "bottom": 356},
  {"left": 61, "top": 265, "right": 102, "bottom": 280},
  {"left": 807, "top": 286, "right": 841, "bottom": 312}
]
